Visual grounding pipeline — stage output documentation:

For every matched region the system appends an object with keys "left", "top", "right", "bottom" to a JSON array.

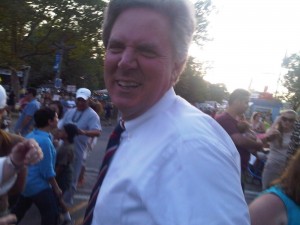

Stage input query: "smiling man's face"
[{"left": 104, "top": 7, "right": 181, "bottom": 120}]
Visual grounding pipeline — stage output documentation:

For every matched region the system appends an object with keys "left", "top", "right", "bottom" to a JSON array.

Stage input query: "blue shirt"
[
  {"left": 14, "top": 98, "right": 40, "bottom": 136},
  {"left": 22, "top": 129, "right": 56, "bottom": 197},
  {"left": 264, "top": 186, "right": 300, "bottom": 225}
]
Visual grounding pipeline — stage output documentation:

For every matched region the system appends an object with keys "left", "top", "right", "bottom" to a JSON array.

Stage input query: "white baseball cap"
[
  {"left": 0, "top": 85, "right": 7, "bottom": 109},
  {"left": 76, "top": 88, "right": 91, "bottom": 100}
]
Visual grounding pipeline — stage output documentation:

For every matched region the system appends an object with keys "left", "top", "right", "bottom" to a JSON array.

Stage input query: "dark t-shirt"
[
  {"left": 216, "top": 112, "right": 250, "bottom": 172},
  {"left": 55, "top": 143, "right": 74, "bottom": 193}
]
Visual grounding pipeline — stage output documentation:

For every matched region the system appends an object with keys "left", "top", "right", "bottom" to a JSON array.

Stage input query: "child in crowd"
[{"left": 55, "top": 123, "right": 78, "bottom": 225}]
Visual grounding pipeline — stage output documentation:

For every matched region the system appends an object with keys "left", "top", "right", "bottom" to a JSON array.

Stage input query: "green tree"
[
  {"left": 175, "top": 57, "right": 209, "bottom": 103},
  {"left": 207, "top": 83, "right": 229, "bottom": 103},
  {"left": 175, "top": 0, "right": 230, "bottom": 104},
  {"left": 0, "top": 0, "right": 106, "bottom": 96},
  {"left": 281, "top": 52, "right": 300, "bottom": 110},
  {"left": 193, "top": 0, "right": 215, "bottom": 46}
]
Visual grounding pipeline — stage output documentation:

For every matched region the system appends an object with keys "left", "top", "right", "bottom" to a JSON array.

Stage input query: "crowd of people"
[
  {"left": 0, "top": 0, "right": 299, "bottom": 224},
  {"left": 0, "top": 85, "right": 104, "bottom": 224}
]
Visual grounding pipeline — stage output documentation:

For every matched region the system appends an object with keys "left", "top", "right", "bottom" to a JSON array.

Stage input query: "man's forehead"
[{"left": 76, "top": 97, "right": 87, "bottom": 102}]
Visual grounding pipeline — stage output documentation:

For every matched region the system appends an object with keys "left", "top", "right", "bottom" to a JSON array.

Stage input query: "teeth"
[{"left": 118, "top": 81, "right": 139, "bottom": 87}]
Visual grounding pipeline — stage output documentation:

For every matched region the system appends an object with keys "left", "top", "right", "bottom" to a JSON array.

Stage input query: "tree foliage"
[
  {"left": 175, "top": 57, "right": 209, "bottom": 103},
  {"left": 193, "top": 0, "right": 214, "bottom": 46},
  {"left": 175, "top": 57, "right": 228, "bottom": 104},
  {"left": 175, "top": 0, "right": 228, "bottom": 104},
  {"left": 0, "top": 0, "right": 106, "bottom": 95},
  {"left": 281, "top": 52, "right": 300, "bottom": 110}
]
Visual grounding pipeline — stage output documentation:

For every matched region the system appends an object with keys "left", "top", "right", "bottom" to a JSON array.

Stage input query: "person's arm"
[
  {"left": 77, "top": 129, "right": 101, "bottom": 137},
  {"left": 259, "top": 127, "right": 281, "bottom": 144},
  {"left": 231, "top": 133, "right": 264, "bottom": 151},
  {"left": 249, "top": 194, "right": 287, "bottom": 225},
  {"left": 0, "top": 214, "right": 17, "bottom": 225},
  {"left": 48, "top": 177, "right": 62, "bottom": 198},
  {"left": 19, "top": 115, "right": 32, "bottom": 131},
  {"left": 0, "top": 139, "right": 43, "bottom": 194},
  {"left": 77, "top": 111, "right": 102, "bottom": 137}
]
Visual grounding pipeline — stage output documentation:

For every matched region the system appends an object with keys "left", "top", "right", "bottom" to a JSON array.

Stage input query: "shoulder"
[
  {"left": 249, "top": 192, "right": 287, "bottom": 225},
  {"left": 27, "top": 132, "right": 51, "bottom": 148},
  {"left": 86, "top": 107, "right": 100, "bottom": 120},
  {"left": 153, "top": 105, "right": 238, "bottom": 160},
  {"left": 63, "top": 108, "right": 75, "bottom": 117},
  {"left": 9, "top": 133, "right": 24, "bottom": 145}
]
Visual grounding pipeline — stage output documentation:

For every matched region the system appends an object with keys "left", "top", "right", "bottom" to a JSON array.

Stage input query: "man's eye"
[
  {"left": 108, "top": 44, "right": 123, "bottom": 53},
  {"left": 138, "top": 48, "right": 157, "bottom": 58}
]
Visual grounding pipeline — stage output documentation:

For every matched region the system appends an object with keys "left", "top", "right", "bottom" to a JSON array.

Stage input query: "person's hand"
[
  {"left": 0, "top": 213, "right": 17, "bottom": 225},
  {"left": 265, "top": 128, "right": 280, "bottom": 140},
  {"left": 77, "top": 128, "right": 86, "bottom": 136},
  {"left": 256, "top": 138, "right": 263, "bottom": 145},
  {"left": 9, "top": 139, "right": 43, "bottom": 169}
]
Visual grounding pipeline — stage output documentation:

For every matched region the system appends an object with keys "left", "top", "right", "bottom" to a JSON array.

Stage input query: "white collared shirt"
[{"left": 92, "top": 88, "right": 250, "bottom": 225}]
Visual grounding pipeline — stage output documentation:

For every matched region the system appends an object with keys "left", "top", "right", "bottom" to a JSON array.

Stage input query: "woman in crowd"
[
  {"left": 249, "top": 149, "right": 300, "bottom": 225},
  {"left": 250, "top": 112, "right": 266, "bottom": 134},
  {"left": 261, "top": 109, "right": 297, "bottom": 189}
]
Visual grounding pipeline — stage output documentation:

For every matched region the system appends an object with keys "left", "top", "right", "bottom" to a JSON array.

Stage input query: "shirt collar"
[
  {"left": 33, "top": 129, "right": 53, "bottom": 139},
  {"left": 124, "top": 87, "right": 176, "bottom": 132}
]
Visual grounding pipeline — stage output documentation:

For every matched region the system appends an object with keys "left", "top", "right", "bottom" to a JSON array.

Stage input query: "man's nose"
[{"left": 118, "top": 48, "right": 137, "bottom": 69}]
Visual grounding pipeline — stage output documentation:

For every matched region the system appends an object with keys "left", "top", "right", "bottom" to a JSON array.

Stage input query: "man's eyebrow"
[
  {"left": 107, "top": 38, "right": 123, "bottom": 45},
  {"left": 137, "top": 42, "right": 158, "bottom": 51}
]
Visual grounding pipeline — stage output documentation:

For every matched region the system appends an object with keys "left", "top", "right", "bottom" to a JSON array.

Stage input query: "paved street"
[{"left": 9, "top": 116, "right": 262, "bottom": 224}]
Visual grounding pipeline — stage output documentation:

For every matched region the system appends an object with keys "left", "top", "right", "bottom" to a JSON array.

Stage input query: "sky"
[{"left": 190, "top": 0, "right": 300, "bottom": 94}]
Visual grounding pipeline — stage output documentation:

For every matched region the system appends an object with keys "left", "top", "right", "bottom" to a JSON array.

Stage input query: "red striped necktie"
[{"left": 82, "top": 120, "right": 125, "bottom": 225}]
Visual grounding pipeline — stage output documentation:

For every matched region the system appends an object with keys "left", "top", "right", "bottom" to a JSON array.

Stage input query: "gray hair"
[{"left": 102, "top": 0, "right": 195, "bottom": 63}]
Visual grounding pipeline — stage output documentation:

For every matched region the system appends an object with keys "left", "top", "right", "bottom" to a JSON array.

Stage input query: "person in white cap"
[{"left": 59, "top": 87, "right": 101, "bottom": 205}]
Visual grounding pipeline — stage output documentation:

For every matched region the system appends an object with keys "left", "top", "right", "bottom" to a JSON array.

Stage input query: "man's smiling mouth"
[{"left": 117, "top": 81, "right": 140, "bottom": 88}]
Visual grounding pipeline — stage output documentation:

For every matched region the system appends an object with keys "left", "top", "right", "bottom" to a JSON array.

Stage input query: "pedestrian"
[
  {"left": 56, "top": 123, "right": 78, "bottom": 225},
  {"left": 215, "top": 89, "right": 264, "bottom": 190},
  {"left": 59, "top": 88, "right": 101, "bottom": 205},
  {"left": 77, "top": 99, "right": 103, "bottom": 187},
  {"left": 14, "top": 87, "right": 40, "bottom": 136},
  {"left": 0, "top": 119, "right": 43, "bottom": 225},
  {"left": 261, "top": 109, "right": 297, "bottom": 190},
  {"left": 6, "top": 90, "right": 15, "bottom": 118},
  {"left": 249, "top": 148, "right": 300, "bottom": 225},
  {"left": 104, "top": 101, "right": 112, "bottom": 126},
  {"left": 250, "top": 111, "right": 266, "bottom": 134},
  {"left": 287, "top": 120, "right": 300, "bottom": 161},
  {"left": 83, "top": 1, "right": 250, "bottom": 224},
  {"left": 0, "top": 139, "right": 43, "bottom": 225},
  {"left": 11, "top": 108, "right": 61, "bottom": 225},
  {"left": 0, "top": 85, "right": 32, "bottom": 218}
]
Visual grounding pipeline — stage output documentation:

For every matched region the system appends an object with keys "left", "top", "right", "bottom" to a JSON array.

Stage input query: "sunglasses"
[{"left": 281, "top": 117, "right": 295, "bottom": 123}]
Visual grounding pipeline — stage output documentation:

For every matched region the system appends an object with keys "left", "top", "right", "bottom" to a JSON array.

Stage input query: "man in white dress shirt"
[{"left": 88, "top": 0, "right": 250, "bottom": 224}]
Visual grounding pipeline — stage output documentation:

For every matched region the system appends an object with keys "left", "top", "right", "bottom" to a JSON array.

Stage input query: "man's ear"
[{"left": 172, "top": 60, "right": 186, "bottom": 84}]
